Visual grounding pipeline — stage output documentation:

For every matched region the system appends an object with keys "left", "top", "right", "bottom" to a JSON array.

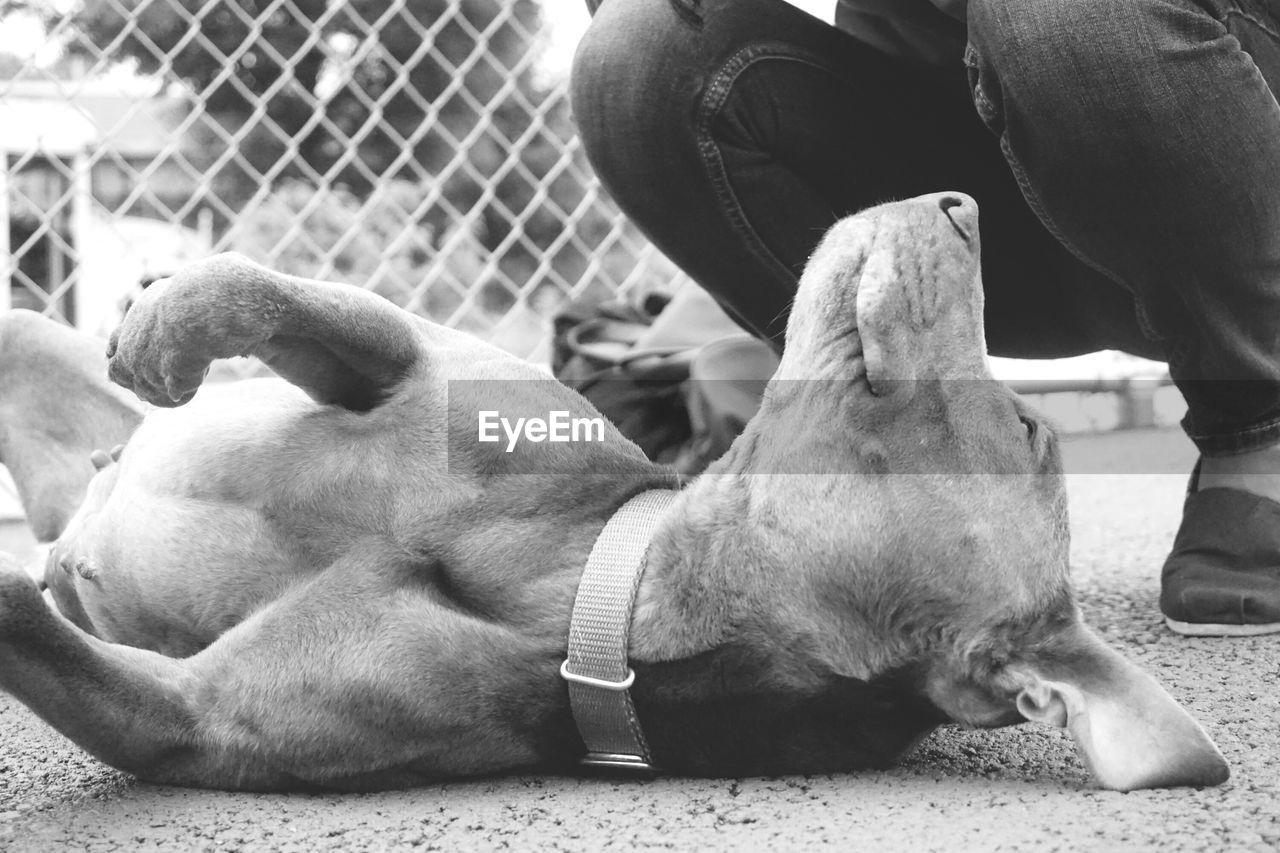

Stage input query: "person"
[{"left": 569, "top": 0, "right": 1280, "bottom": 636}]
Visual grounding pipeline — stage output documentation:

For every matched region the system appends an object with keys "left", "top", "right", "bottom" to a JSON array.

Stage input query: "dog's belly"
[
  {"left": 46, "top": 378, "right": 443, "bottom": 655},
  {"left": 48, "top": 479, "right": 304, "bottom": 655}
]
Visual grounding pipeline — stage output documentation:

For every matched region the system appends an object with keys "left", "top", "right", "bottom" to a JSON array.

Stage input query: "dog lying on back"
[{"left": 0, "top": 192, "right": 1227, "bottom": 792}]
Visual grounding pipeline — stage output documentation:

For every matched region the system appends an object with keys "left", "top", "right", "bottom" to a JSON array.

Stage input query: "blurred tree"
[
  {"left": 73, "top": 0, "right": 329, "bottom": 179},
  {"left": 73, "top": 1, "right": 541, "bottom": 190}
]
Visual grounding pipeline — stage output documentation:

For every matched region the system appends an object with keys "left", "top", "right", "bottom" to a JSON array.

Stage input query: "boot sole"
[{"left": 1165, "top": 617, "right": 1280, "bottom": 637}]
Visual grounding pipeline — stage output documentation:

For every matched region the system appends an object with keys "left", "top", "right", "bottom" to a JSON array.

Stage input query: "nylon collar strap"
[{"left": 560, "top": 488, "right": 677, "bottom": 772}]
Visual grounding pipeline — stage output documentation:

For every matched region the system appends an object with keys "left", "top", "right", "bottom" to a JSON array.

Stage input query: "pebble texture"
[{"left": 2, "top": 427, "right": 1278, "bottom": 852}]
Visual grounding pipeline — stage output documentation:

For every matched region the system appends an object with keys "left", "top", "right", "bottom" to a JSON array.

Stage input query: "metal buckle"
[
  {"left": 559, "top": 661, "right": 655, "bottom": 774},
  {"left": 559, "top": 659, "right": 636, "bottom": 691},
  {"left": 579, "top": 752, "right": 657, "bottom": 774}
]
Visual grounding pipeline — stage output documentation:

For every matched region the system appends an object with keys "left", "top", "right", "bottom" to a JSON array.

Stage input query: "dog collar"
[{"left": 560, "top": 488, "right": 677, "bottom": 773}]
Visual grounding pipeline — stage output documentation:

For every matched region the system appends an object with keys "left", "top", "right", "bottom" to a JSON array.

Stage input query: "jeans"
[{"left": 571, "top": 0, "right": 1280, "bottom": 455}]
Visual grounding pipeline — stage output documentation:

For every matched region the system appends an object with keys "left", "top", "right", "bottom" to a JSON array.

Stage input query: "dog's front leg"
[{"left": 106, "top": 253, "right": 426, "bottom": 411}]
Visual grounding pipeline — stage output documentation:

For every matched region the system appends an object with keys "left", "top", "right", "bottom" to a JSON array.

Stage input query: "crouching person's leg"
[
  {"left": 967, "top": 0, "right": 1280, "bottom": 633},
  {"left": 573, "top": 0, "right": 1147, "bottom": 357}
]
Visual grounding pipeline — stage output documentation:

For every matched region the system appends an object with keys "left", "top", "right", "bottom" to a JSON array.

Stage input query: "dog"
[{"left": 0, "top": 192, "right": 1228, "bottom": 792}]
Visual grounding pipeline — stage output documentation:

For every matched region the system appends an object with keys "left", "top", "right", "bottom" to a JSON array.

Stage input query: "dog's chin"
[{"left": 775, "top": 322, "right": 874, "bottom": 388}]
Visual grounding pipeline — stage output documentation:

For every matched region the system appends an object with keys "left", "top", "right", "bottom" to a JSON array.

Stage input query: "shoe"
[{"left": 1161, "top": 460, "right": 1280, "bottom": 636}]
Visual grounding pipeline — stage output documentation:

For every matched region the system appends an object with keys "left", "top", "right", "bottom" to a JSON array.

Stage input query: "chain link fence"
[
  {"left": 1, "top": 0, "right": 683, "bottom": 358},
  {"left": 0, "top": 0, "right": 694, "bottom": 534}
]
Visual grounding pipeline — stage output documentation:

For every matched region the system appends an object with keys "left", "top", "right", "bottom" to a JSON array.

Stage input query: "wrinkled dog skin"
[{"left": 0, "top": 193, "right": 1227, "bottom": 792}]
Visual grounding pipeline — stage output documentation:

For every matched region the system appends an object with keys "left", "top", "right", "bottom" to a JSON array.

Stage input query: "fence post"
[
  {"left": 1117, "top": 378, "right": 1158, "bottom": 430},
  {"left": 70, "top": 150, "right": 92, "bottom": 329},
  {"left": 0, "top": 154, "right": 9, "bottom": 311}
]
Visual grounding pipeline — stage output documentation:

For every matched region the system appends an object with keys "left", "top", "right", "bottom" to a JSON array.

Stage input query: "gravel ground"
[{"left": 2, "top": 427, "right": 1278, "bottom": 852}]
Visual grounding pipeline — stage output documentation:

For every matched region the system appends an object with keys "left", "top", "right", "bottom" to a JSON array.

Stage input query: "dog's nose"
[{"left": 937, "top": 193, "right": 977, "bottom": 245}]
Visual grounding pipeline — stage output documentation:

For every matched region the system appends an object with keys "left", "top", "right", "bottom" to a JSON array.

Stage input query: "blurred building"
[{"left": 1, "top": 78, "right": 209, "bottom": 336}]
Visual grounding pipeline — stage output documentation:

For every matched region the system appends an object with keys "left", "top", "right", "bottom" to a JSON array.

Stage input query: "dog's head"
[{"left": 715, "top": 193, "right": 1227, "bottom": 790}]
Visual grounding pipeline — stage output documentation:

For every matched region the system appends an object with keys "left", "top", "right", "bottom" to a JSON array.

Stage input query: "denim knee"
[{"left": 570, "top": 3, "right": 677, "bottom": 203}]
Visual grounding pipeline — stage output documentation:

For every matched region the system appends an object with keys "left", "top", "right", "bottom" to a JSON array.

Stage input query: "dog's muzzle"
[{"left": 560, "top": 489, "right": 676, "bottom": 773}]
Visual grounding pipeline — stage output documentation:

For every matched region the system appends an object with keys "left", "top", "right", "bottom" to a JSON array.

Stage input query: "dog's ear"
[{"left": 1014, "top": 625, "right": 1228, "bottom": 791}]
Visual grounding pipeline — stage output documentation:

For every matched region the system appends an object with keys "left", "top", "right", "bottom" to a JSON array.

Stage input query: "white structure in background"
[
  {"left": 990, "top": 351, "right": 1169, "bottom": 383},
  {"left": 77, "top": 213, "right": 210, "bottom": 338},
  {"left": 0, "top": 92, "right": 95, "bottom": 312},
  {"left": 0, "top": 78, "right": 210, "bottom": 336}
]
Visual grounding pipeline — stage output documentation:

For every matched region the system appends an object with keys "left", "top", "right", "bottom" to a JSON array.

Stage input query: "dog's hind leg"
[
  {"left": 104, "top": 253, "right": 454, "bottom": 412},
  {"left": 0, "top": 544, "right": 562, "bottom": 791},
  {"left": 0, "top": 311, "right": 144, "bottom": 542}
]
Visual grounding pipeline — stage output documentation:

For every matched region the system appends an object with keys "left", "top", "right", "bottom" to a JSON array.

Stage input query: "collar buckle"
[{"left": 559, "top": 660, "right": 636, "bottom": 691}]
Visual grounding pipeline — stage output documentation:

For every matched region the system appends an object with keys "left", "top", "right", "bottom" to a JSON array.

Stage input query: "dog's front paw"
[
  {"left": 107, "top": 255, "right": 269, "bottom": 407},
  {"left": 107, "top": 277, "right": 206, "bottom": 407}
]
